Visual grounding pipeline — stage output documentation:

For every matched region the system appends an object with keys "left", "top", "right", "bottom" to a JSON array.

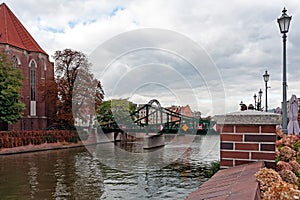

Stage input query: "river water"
[{"left": 0, "top": 134, "right": 219, "bottom": 200}]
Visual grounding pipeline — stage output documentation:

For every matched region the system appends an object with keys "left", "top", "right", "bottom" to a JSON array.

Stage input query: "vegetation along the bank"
[
  {"left": 0, "top": 130, "right": 87, "bottom": 149},
  {"left": 256, "top": 128, "right": 300, "bottom": 199}
]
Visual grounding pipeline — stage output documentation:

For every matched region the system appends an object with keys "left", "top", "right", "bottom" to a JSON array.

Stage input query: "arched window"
[
  {"left": 30, "top": 60, "right": 36, "bottom": 116},
  {"left": 12, "top": 56, "right": 19, "bottom": 68}
]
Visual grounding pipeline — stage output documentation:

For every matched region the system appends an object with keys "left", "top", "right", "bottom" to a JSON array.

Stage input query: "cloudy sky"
[{"left": 4, "top": 0, "right": 300, "bottom": 116}]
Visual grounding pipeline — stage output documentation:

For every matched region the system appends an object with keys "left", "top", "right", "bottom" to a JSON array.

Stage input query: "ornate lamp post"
[
  {"left": 263, "top": 70, "right": 270, "bottom": 112},
  {"left": 258, "top": 89, "right": 263, "bottom": 111},
  {"left": 277, "top": 7, "right": 292, "bottom": 133},
  {"left": 253, "top": 94, "right": 257, "bottom": 110}
]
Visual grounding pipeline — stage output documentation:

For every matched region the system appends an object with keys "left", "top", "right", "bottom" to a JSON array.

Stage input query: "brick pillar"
[{"left": 214, "top": 110, "right": 280, "bottom": 169}]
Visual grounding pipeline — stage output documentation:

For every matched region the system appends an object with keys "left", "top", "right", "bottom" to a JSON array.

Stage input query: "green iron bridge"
[{"left": 98, "top": 99, "right": 216, "bottom": 135}]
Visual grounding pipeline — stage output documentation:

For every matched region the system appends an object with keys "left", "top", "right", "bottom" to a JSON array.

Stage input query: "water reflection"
[
  {"left": 88, "top": 134, "right": 218, "bottom": 173},
  {"left": 53, "top": 159, "right": 70, "bottom": 199},
  {"left": 28, "top": 162, "right": 39, "bottom": 199},
  {"left": 0, "top": 148, "right": 104, "bottom": 199},
  {"left": 0, "top": 134, "right": 219, "bottom": 199}
]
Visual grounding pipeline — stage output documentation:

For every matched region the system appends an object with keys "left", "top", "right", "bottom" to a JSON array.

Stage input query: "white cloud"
[{"left": 4, "top": 0, "right": 300, "bottom": 116}]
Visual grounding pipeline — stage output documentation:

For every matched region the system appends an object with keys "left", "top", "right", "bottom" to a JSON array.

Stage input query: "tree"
[
  {"left": 53, "top": 49, "right": 104, "bottom": 126},
  {"left": 97, "top": 99, "right": 137, "bottom": 127},
  {"left": 0, "top": 52, "right": 25, "bottom": 130}
]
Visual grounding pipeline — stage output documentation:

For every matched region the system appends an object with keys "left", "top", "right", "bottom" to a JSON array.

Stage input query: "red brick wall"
[
  {"left": 220, "top": 124, "right": 276, "bottom": 169},
  {"left": 1, "top": 45, "right": 56, "bottom": 130}
]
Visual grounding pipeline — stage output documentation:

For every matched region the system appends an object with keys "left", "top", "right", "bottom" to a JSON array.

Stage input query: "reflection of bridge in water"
[{"left": 97, "top": 99, "right": 215, "bottom": 148}]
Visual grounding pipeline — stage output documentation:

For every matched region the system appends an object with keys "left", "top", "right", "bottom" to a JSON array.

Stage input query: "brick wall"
[
  {"left": 1, "top": 45, "right": 56, "bottom": 130},
  {"left": 214, "top": 111, "right": 280, "bottom": 169}
]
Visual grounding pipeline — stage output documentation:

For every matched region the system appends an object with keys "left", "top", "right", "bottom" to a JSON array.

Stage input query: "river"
[{"left": 0, "top": 134, "right": 219, "bottom": 200}]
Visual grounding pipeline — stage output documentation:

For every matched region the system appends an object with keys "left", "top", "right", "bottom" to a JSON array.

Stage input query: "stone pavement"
[{"left": 186, "top": 161, "right": 263, "bottom": 200}]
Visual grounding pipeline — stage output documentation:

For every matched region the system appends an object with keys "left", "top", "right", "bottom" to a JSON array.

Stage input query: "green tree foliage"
[
  {"left": 97, "top": 99, "right": 137, "bottom": 126},
  {"left": 204, "top": 160, "right": 220, "bottom": 178},
  {"left": 53, "top": 49, "right": 104, "bottom": 126},
  {"left": 0, "top": 53, "right": 25, "bottom": 127}
]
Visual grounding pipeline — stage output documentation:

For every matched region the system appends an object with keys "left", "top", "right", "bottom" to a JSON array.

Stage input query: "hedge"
[{"left": 0, "top": 130, "right": 83, "bottom": 149}]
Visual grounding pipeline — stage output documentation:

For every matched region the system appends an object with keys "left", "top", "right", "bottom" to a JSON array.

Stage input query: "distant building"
[
  {"left": 165, "top": 105, "right": 193, "bottom": 123},
  {"left": 166, "top": 105, "right": 193, "bottom": 117},
  {"left": 0, "top": 3, "right": 56, "bottom": 130},
  {"left": 137, "top": 104, "right": 163, "bottom": 124},
  {"left": 137, "top": 104, "right": 195, "bottom": 125}
]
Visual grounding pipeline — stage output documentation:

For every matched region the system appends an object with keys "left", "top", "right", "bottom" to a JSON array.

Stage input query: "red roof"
[{"left": 0, "top": 3, "right": 46, "bottom": 54}]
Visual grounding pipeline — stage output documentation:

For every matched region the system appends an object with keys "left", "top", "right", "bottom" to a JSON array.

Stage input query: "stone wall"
[{"left": 214, "top": 110, "right": 281, "bottom": 169}]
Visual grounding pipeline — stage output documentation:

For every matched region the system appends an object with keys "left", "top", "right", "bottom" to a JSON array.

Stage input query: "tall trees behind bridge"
[{"left": 97, "top": 99, "right": 137, "bottom": 126}]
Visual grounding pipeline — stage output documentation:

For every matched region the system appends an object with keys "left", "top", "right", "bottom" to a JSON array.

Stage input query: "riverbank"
[{"left": 0, "top": 141, "right": 86, "bottom": 155}]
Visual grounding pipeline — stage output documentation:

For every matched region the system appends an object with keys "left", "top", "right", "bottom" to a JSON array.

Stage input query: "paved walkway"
[{"left": 186, "top": 162, "right": 263, "bottom": 200}]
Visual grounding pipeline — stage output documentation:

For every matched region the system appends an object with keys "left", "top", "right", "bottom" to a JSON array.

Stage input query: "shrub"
[
  {"left": 294, "top": 141, "right": 300, "bottom": 152},
  {"left": 279, "top": 169, "right": 298, "bottom": 185},
  {"left": 204, "top": 160, "right": 220, "bottom": 178},
  {"left": 263, "top": 180, "right": 300, "bottom": 200},
  {"left": 277, "top": 161, "right": 292, "bottom": 172},
  {"left": 255, "top": 167, "right": 282, "bottom": 192},
  {"left": 280, "top": 146, "right": 296, "bottom": 162},
  {"left": 289, "top": 160, "right": 300, "bottom": 174},
  {"left": 0, "top": 130, "right": 82, "bottom": 149}
]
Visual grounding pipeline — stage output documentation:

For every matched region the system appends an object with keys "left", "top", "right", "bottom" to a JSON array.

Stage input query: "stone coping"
[
  {"left": 0, "top": 142, "right": 86, "bottom": 155},
  {"left": 213, "top": 110, "right": 281, "bottom": 125},
  {"left": 185, "top": 161, "right": 263, "bottom": 200}
]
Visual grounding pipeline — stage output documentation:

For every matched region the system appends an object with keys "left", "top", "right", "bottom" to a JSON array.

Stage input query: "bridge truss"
[{"left": 99, "top": 99, "right": 214, "bottom": 135}]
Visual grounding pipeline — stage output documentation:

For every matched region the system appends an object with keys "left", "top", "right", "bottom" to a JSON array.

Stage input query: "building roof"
[{"left": 0, "top": 3, "right": 46, "bottom": 54}]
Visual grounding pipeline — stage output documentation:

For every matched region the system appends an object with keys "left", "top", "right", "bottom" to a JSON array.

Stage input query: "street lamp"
[
  {"left": 253, "top": 94, "right": 257, "bottom": 110},
  {"left": 258, "top": 89, "right": 263, "bottom": 111},
  {"left": 263, "top": 70, "right": 270, "bottom": 112},
  {"left": 277, "top": 7, "right": 292, "bottom": 133}
]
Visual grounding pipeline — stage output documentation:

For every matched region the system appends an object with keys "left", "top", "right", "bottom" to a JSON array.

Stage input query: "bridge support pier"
[{"left": 143, "top": 134, "right": 165, "bottom": 149}]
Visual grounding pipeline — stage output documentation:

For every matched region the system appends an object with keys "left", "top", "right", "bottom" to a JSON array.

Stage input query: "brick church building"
[{"left": 0, "top": 3, "right": 56, "bottom": 130}]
